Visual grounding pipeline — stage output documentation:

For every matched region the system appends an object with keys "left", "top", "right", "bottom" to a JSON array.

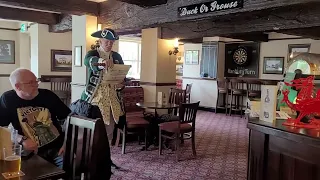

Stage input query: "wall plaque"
[{"left": 178, "top": 0, "right": 243, "bottom": 18}]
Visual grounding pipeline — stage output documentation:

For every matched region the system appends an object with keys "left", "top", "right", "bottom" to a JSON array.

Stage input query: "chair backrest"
[
  {"left": 179, "top": 102, "right": 200, "bottom": 126},
  {"left": 246, "top": 79, "right": 262, "bottom": 92},
  {"left": 217, "top": 78, "right": 229, "bottom": 89},
  {"left": 169, "top": 88, "right": 186, "bottom": 105},
  {"left": 230, "top": 79, "right": 244, "bottom": 90},
  {"left": 63, "top": 115, "right": 111, "bottom": 180},
  {"left": 51, "top": 77, "right": 71, "bottom": 92},
  {"left": 122, "top": 86, "right": 144, "bottom": 113},
  {"left": 186, "top": 84, "right": 192, "bottom": 94}
]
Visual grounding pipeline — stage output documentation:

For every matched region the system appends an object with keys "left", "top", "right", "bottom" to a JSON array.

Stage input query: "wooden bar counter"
[{"left": 247, "top": 117, "right": 320, "bottom": 180}]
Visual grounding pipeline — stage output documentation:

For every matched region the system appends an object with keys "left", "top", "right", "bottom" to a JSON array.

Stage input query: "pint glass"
[{"left": 3, "top": 144, "right": 22, "bottom": 176}]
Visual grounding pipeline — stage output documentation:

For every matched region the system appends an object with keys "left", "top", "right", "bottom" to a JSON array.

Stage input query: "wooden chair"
[
  {"left": 51, "top": 77, "right": 71, "bottom": 105},
  {"left": 63, "top": 115, "right": 111, "bottom": 180},
  {"left": 158, "top": 102, "right": 200, "bottom": 161},
  {"left": 216, "top": 78, "right": 229, "bottom": 115},
  {"left": 168, "top": 88, "right": 186, "bottom": 116},
  {"left": 117, "top": 115, "right": 149, "bottom": 154},
  {"left": 185, "top": 84, "right": 192, "bottom": 103},
  {"left": 229, "top": 79, "right": 245, "bottom": 117}
]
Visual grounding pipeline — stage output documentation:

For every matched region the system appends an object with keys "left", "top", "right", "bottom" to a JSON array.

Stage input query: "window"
[
  {"left": 200, "top": 42, "right": 218, "bottom": 78},
  {"left": 118, "top": 40, "right": 141, "bottom": 79}
]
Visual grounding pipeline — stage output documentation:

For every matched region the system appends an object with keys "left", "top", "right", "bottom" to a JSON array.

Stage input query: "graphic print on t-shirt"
[{"left": 17, "top": 107, "right": 59, "bottom": 147}]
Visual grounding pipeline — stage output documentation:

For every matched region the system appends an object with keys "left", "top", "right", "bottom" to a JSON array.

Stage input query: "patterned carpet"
[{"left": 110, "top": 111, "right": 249, "bottom": 180}]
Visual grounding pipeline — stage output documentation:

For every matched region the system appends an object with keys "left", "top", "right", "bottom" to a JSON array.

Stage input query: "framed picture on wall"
[
  {"left": 263, "top": 57, "right": 284, "bottom": 74},
  {"left": 51, "top": 50, "right": 72, "bottom": 72},
  {"left": 185, "top": 50, "right": 199, "bottom": 65},
  {"left": 0, "top": 40, "right": 15, "bottom": 64},
  {"left": 74, "top": 46, "right": 82, "bottom": 67},
  {"left": 288, "top": 44, "right": 311, "bottom": 61}
]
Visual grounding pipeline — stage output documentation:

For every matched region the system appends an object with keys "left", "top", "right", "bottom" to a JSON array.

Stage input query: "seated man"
[{"left": 0, "top": 68, "right": 71, "bottom": 168}]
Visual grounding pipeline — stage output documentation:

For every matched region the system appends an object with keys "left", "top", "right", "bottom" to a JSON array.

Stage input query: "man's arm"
[{"left": 84, "top": 50, "right": 105, "bottom": 72}]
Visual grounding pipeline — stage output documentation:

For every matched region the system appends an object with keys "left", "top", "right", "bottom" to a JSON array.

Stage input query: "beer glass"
[{"left": 3, "top": 144, "right": 22, "bottom": 176}]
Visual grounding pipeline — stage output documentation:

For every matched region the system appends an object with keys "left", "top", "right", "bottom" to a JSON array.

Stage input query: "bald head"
[
  {"left": 9, "top": 68, "right": 39, "bottom": 100},
  {"left": 9, "top": 68, "right": 35, "bottom": 88}
]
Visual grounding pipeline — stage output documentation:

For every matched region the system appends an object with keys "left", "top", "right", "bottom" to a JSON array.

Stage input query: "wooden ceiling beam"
[
  {"left": 0, "top": 5, "right": 59, "bottom": 24},
  {"left": 49, "top": 14, "right": 72, "bottom": 33},
  {"left": 279, "top": 27, "right": 320, "bottom": 40},
  {"left": 0, "top": 0, "right": 99, "bottom": 15},
  {"left": 160, "top": 3, "right": 320, "bottom": 40},
  {"left": 117, "top": 0, "right": 167, "bottom": 7},
  {"left": 99, "top": 0, "right": 318, "bottom": 32},
  {"left": 221, "top": 33, "right": 269, "bottom": 42}
]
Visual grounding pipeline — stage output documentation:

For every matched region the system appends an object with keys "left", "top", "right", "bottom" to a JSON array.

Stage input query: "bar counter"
[{"left": 247, "top": 117, "right": 320, "bottom": 180}]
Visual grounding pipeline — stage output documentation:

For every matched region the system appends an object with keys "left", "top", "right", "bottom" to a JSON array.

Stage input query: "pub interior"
[{"left": 0, "top": 0, "right": 320, "bottom": 180}]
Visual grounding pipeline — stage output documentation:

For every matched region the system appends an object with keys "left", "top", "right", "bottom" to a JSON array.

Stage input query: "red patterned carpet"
[{"left": 110, "top": 111, "right": 249, "bottom": 180}]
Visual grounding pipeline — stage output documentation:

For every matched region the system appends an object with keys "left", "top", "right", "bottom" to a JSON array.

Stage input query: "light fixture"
[
  {"left": 169, "top": 38, "right": 179, "bottom": 55},
  {"left": 97, "top": 24, "right": 102, "bottom": 31}
]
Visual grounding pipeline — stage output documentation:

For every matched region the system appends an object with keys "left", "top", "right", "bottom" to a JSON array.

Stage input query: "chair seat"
[
  {"left": 127, "top": 116, "right": 149, "bottom": 128},
  {"left": 231, "top": 89, "right": 244, "bottom": 95},
  {"left": 218, "top": 88, "right": 228, "bottom": 93},
  {"left": 248, "top": 91, "right": 261, "bottom": 97},
  {"left": 126, "top": 111, "right": 144, "bottom": 117},
  {"left": 159, "top": 121, "right": 192, "bottom": 133}
]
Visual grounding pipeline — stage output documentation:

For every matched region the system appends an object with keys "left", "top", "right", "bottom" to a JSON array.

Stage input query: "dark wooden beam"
[
  {"left": 99, "top": 0, "right": 317, "bottom": 32},
  {"left": 0, "top": 0, "right": 99, "bottom": 15},
  {"left": 0, "top": 6, "right": 59, "bottom": 24},
  {"left": 179, "top": 38, "right": 203, "bottom": 44},
  {"left": 280, "top": 27, "right": 320, "bottom": 40},
  {"left": 49, "top": 14, "right": 72, "bottom": 33},
  {"left": 222, "top": 33, "right": 269, "bottom": 42},
  {"left": 160, "top": 3, "right": 320, "bottom": 39},
  {"left": 117, "top": 0, "right": 167, "bottom": 7}
]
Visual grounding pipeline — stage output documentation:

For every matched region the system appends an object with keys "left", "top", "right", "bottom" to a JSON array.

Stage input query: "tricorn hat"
[{"left": 91, "top": 28, "right": 119, "bottom": 40}]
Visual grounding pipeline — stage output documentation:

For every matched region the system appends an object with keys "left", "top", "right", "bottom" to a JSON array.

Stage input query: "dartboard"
[{"left": 233, "top": 48, "right": 248, "bottom": 65}]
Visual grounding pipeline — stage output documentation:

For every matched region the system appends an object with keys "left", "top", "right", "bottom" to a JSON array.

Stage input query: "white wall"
[
  {"left": 0, "top": 21, "right": 29, "bottom": 94},
  {"left": 260, "top": 33, "right": 320, "bottom": 80},
  {"left": 0, "top": 20, "right": 72, "bottom": 94},
  {"left": 183, "top": 43, "right": 202, "bottom": 77}
]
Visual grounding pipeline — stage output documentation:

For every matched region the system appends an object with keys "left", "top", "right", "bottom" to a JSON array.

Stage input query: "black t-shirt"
[{"left": 0, "top": 89, "right": 71, "bottom": 152}]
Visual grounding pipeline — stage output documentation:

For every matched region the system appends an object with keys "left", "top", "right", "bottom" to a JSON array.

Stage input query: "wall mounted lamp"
[{"left": 169, "top": 38, "right": 179, "bottom": 55}]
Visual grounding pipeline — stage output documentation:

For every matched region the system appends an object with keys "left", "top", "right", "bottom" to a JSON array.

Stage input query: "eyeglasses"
[{"left": 19, "top": 80, "right": 41, "bottom": 86}]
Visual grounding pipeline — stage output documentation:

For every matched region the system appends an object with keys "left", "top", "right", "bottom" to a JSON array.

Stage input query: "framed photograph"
[
  {"left": 288, "top": 44, "right": 311, "bottom": 61},
  {"left": 0, "top": 40, "right": 15, "bottom": 64},
  {"left": 51, "top": 50, "right": 72, "bottom": 72},
  {"left": 74, "top": 46, "right": 82, "bottom": 67},
  {"left": 263, "top": 57, "right": 284, "bottom": 74},
  {"left": 185, "top": 50, "right": 199, "bottom": 65}
]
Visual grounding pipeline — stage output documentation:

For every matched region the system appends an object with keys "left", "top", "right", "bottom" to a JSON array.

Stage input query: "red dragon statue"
[{"left": 282, "top": 76, "right": 320, "bottom": 129}]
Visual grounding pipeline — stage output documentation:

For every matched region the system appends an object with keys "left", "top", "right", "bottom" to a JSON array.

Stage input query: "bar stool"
[
  {"left": 216, "top": 78, "right": 229, "bottom": 115},
  {"left": 245, "top": 79, "right": 262, "bottom": 108},
  {"left": 229, "top": 79, "right": 245, "bottom": 117}
]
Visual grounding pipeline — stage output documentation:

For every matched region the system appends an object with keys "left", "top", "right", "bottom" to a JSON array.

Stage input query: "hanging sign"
[{"left": 178, "top": 0, "right": 243, "bottom": 18}]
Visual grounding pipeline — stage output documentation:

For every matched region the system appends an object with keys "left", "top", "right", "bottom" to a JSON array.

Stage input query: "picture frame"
[
  {"left": 263, "top": 57, "right": 284, "bottom": 74},
  {"left": 51, "top": 50, "right": 72, "bottom": 72},
  {"left": 185, "top": 50, "right": 199, "bottom": 65},
  {"left": 0, "top": 40, "right": 15, "bottom": 64},
  {"left": 74, "top": 46, "right": 82, "bottom": 67},
  {"left": 288, "top": 44, "right": 311, "bottom": 61}
]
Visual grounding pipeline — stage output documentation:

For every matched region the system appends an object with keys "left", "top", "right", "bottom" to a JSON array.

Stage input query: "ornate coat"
[{"left": 81, "top": 47, "right": 125, "bottom": 125}]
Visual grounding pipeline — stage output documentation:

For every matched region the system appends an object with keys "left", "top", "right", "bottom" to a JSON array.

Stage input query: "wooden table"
[
  {"left": 0, "top": 155, "right": 65, "bottom": 180},
  {"left": 247, "top": 117, "right": 320, "bottom": 180}
]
